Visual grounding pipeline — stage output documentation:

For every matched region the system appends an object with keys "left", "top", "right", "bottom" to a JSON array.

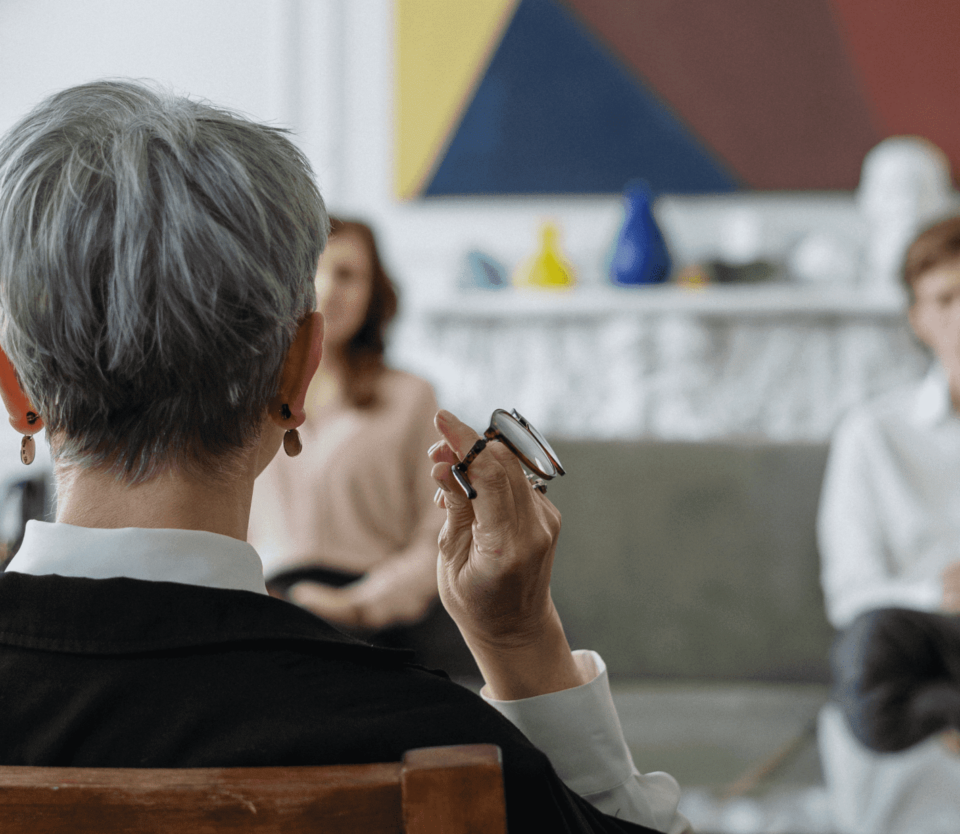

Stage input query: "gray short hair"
[{"left": 0, "top": 79, "right": 327, "bottom": 483}]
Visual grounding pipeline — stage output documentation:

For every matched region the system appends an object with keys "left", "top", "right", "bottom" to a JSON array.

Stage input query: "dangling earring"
[
  {"left": 280, "top": 404, "right": 302, "bottom": 457},
  {"left": 283, "top": 429, "right": 302, "bottom": 457},
  {"left": 20, "top": 411, "right": 39, "bottom": 466},
  {"left": 20, "top": 436, "right": 35, "bottom": 465}
]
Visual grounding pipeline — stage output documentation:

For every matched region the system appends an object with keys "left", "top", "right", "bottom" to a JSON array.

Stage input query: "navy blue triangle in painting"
[{"left": 424, "top": 0, "right": 740, "bottom": 195}]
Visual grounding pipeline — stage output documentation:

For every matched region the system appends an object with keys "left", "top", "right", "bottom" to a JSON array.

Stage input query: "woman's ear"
[
  {"left": 0, "top": 348, "right": 43, "bottom": 435},
  {"left": 268, "top": 312, "right": 324, "bottom": 429}
]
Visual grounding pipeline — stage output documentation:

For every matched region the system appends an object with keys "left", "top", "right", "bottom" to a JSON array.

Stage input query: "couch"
[{"left": 546, "top": 439, "right": 835, "bottom": 682}]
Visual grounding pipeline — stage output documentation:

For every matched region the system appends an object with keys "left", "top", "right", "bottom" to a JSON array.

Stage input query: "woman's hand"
[
  {"left": 429, "top": 409, "right": 591, "bottom": 700},
  {"left": 288, "top": 556, "right": 437, "bottom": 631}
]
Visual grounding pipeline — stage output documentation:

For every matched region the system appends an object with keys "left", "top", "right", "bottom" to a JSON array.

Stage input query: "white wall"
[
  {"left": 0, "top": 0, "right": 356, "bottom": 200},
  {"left": 1, "top": 1, "right": 286, "bottom": 125}
]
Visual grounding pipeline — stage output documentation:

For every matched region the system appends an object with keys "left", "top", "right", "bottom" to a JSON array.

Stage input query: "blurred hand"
[
  {"left": 429, "top": 409, "right": 588, "bottom": 699},
  {"left": 942, "top": 562, "right": 960, "bottom": 613},
  {"left": 288, "top": 556, "right": 437, "bottom": 631}
]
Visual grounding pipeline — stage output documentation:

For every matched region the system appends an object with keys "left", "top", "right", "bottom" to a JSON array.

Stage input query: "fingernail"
[
  {"left": 437, "top": 409, "right": 453, "bottom": 428},
  {"left": 436, "top": 478, "right": 452, "bottom": 493},
  {"left": 428, "top": 440, "right": 444, "bottom": 455}
]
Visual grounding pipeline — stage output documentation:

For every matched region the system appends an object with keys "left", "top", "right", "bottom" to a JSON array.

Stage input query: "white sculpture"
[{"left": 858, "top": 137, "right": 954, "bottom": 289}]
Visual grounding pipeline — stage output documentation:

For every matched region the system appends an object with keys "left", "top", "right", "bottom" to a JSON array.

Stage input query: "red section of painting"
[
  {"left": 561, "top": 0, "right": 882, "bottom": 189},
  {"left": 829, "top": 0, "right": 960, "bottom": 182}
]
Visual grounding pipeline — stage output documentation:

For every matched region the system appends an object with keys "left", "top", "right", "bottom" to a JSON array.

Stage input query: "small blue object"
[
  {"left": 608, "top": 180, "right": 672, "bottom": 285},
  {"left": 459, "top": 249, "right": 508, "bottom": 290}
]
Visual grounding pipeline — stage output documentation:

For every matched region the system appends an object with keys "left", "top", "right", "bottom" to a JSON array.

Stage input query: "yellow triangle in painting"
[{"left": 395, "top": 0, "right": 519, "bottom": 198}]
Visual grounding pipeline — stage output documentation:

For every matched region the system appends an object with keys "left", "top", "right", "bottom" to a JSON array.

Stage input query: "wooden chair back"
[{"left": 0, "top": 743, "right": 506, "bottom": 833}]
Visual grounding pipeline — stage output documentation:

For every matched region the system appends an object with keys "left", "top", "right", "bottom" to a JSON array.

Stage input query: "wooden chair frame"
[{"left": 0, "top": 744, "right": 506, "bottom": 834}]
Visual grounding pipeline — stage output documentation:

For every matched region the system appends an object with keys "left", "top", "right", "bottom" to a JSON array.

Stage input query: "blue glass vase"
[{"left": 609, "top": 180, "right": 672, "bottom": 286}]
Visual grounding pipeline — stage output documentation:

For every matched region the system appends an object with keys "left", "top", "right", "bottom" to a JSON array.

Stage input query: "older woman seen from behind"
[{"left": 0, "top": 80, "right": 687, "bottom": 834}]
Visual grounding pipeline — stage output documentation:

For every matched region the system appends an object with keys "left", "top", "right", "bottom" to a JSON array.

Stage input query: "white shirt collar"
[
  {"left": 6, "top": 520, "right": 268, "bottom": 596},
  {"left": 911, "top": 363, "right": 954, "bottom": 427}
]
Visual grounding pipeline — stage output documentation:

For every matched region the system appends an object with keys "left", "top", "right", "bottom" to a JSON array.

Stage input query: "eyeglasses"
[{"left": 451, "top": 409, "right": 565, "bottom": 500}]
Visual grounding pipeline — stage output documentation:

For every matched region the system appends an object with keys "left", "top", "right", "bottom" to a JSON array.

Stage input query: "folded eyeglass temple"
[{"left": 451, "top": 438, "right": 489, "bottom": 500}]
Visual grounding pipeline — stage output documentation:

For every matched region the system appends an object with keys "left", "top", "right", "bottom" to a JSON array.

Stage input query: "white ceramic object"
[{"left": 858, "top": 137, "right": 954, "bottom": 288}]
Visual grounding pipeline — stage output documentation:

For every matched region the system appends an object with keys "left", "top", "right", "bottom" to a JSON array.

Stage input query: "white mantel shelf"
[
  {"left": 412, "top": 282, "right": 926, "bottom": 443},
  {"left": 421, "top": 284, "right": 907, "bottom": 321}
]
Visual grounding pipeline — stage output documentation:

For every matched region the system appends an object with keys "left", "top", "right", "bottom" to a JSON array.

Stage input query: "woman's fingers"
[
  {"left": 427, "top": 409, "right": 564, "bottom": 653},
  {"left": 428, "top": 438, "right": 459, "bottom": 466},
  {"left": 430, "top": 410, "right": 536, "bottom": 504},
  {"left": 430, "top": 458, "right": 476, "bottom": 576},
  {"left": 430, "top": 410, "right": 557, "bottom": 553},
  {"left": 432, "top": 411, "right": 559, "bottom": 585},
  {"left": 434, "top": 410, "right": 526, "bottom": 521},
  {"left": 433, "top": 409, "right": 477, "bottom": 459}
]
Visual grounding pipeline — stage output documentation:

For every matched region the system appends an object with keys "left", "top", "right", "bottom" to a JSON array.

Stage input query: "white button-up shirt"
[
  {"left": 7, "top": 520, "right": 689, "bottom": 833},
  {"left": 818, "top": 364, "right": 960, "bottom": 629}
]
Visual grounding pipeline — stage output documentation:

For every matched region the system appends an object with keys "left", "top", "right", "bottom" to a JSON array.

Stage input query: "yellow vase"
[{"left": 513, "top": 223, "right": 576, "bottom": 289}]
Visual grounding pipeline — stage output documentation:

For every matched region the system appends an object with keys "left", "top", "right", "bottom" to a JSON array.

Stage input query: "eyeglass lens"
[
  {"left": 451, "top": 409, "right": 565, "bottom": 500},
  {"left": 489, "top": 410, "right": 557, "bottom": 478},
  {"left": 511, "top": 410, "right": 564, "bottom": 476}
]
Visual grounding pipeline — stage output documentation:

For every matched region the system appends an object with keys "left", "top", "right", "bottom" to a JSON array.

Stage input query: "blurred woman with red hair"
[{"left": 250, "top": 219, "right": 471, "bottom": 673}]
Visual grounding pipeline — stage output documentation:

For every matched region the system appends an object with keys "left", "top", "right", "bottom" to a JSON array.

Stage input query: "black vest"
[{"left": 0, "top": 572, "right": 657, "bottom": 833}]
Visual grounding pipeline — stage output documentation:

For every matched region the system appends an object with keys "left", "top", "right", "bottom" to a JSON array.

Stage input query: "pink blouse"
[{"left": 249, "top": 370, "right": 445, "bottom": 579}]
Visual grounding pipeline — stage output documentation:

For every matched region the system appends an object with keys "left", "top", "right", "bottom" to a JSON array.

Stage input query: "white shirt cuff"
[
  {"left": 480, "top": 649, "right": 690, "bottom": 832},
  {"left": 481, "top": 649, "right": 636, "bottom": 795}
]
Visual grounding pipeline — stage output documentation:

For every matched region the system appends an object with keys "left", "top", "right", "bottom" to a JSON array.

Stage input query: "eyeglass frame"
[{"left": 450, "top": 408, "right": 565, "bottom": 500}]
